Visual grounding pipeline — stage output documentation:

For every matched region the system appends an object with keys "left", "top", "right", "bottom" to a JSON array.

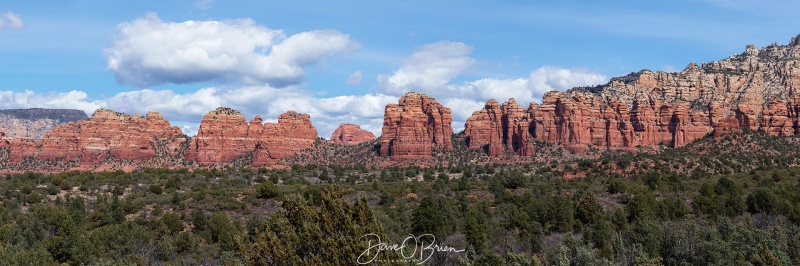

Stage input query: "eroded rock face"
[
  {"left": 463, "top": 92, "right": 754, "bottom": 154},
  {"left": 186, "top": 108, "right": 318, "bottom": 166},
  {"left": 185, "top": 108, "right": 252, "bottom": 165},
  {"left": 0, "top": 107, "right": 318, "bottom": 172},
  {"left": 380, "top": 92, "right": 453, "bottom": 159},
  {"left": 251, "top": 111, "right": 318, "bottom": 166},
  {"left": 8, "top": 109, "right": 185, "bottom": 169},
  {"left": 526, "top": 92, "right": 740, "bottom": 151},
  {"left": 586, "top": 35, "right": 800, "bottom": 116},
  {"left": 330, "top": 124, "right": 377, "bottom": 145},
  {"left": 486, "top": 35, "right": 800, "bottom": 153},
  {"left": 464, "top": 99, "right": 534, "bottom": 156}
]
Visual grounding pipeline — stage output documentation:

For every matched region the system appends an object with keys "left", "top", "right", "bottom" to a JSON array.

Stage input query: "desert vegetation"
[{"left": 0, "top": 130, "right": 799, "bottom": 265}]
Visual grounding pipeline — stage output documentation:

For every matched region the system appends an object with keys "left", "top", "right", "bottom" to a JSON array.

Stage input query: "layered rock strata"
[
  {"left": 5, "top": 109, "right": 185, "bottom": 169},
  {"left": 380, "top": 92, "right": 453, "bottom": 159},
  {"left": 185, "top": 108, "right": 318, "bottom": 166},
  {"left": 461, "top": 35, "right": 800, "bottom": 155},
  {"left": 463, "top": 99, "right": 534, "bottom": 156}
]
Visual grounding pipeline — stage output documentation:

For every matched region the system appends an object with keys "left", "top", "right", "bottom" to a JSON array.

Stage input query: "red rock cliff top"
[
  {"left": 186, "top": 107, "right": 318, "bottom": 166},
  {"left": 577, "top": 34, "right": 800, "bottom": 116},
  {"left": 17, "top": 108, "right": 186, "bottom": 170}
]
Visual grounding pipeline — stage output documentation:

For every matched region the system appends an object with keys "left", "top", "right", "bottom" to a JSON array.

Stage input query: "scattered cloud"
[
  {"left": 194, "top": 0, "right": 214, "bottom": 10},
  {"left": 440, "top": 97, "right": 486, "bottom": 132},
  {"left": 180, "top": 123, "right": 200, "bottom": 136},
  {"left": 377, "top": 41, "right": 475, "bottom": 95},
  {"left": 526, "top": 66, "right": 607, "bottom": 96},
  {"left": 0, "top": 11, "right": 24, "bottom": 31},
  {"left": 347, "top": 70, "right": 362, "bottom": 85},
  {"left": 104, "top": 13, "right": 359, "bottom": 88}
]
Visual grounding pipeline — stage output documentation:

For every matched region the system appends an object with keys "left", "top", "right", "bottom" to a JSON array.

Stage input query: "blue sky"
[{"left": 1, "top": 0, "right": 799, "bottom": 137}]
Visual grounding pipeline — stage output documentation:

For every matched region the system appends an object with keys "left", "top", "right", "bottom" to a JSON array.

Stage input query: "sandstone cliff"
[
  {"left": 2, "top": 109, "right": 186, "bottom": 171},
  {"left": 185, "top": 108, "right": 318, "bottom": 166},
  {"left": 460, "top": 35, "right": 800, "bottom": 155},
  {"left": 464, "top": 99, "right": 534, "bottom": 156},
  {"left": 582, "top": 35, "right": 800, "bottom": 113},
  {"left": 380, "top": 92, "right": 453, "bottom": 159},
  {"left": 0, "top": 108, "right": 88, "bottom": 139},
  {"left": 330, "top": 124, "right": 376, "bottom": 145}
]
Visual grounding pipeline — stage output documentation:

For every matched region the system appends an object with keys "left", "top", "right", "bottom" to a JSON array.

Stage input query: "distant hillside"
[{"left": 0, "top": 108, "right": 88, "bottom": 139}]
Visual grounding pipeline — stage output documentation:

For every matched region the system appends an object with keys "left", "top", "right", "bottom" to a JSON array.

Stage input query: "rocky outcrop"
[
  {"left": 759, "top": 99, "right": 797, "bottom": 136},
  {"left": 0, "top": 108, "right": 88, "bottom": 139},
  {"left": 464, "top": 91, "right": 766, "bottom": 154},
  {"left": 380, "top": 92, "right": 453, "bottom": 159},
  {"left": 251, "top": 111, "right": 318, "bottom": 165},
  {"left": 452, "top": 34, "right": 800, "bottom": 154},
  {"left": 583, "top": 35, "right": 800, "bottom": 115},
  {"left": 0, "top": 107, "right": 318, "bottom": 172},
  {"left": 524, "top": 91, "right": 748, "bottom": 151},
  {"left": 185, "top": 108, "right": 318, "bottom": 166},
  {"left": 330, "top": 124, "right": 376, "bottom": 145},
  {"left": 185, "top": 108, "right": 252, "bottom": 165},
  {"left": 4, "top": 109, "right": 185, "bottom": 170},
  {"left": 464, "top": 99, "right": 534, "bottom": 156}
]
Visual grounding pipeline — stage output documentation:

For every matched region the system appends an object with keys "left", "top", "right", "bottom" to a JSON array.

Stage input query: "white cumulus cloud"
[
  {"left": 104, "top": 13, "right": 359, "bottom": 88},
  {"left": 527, "top": 66, "right": 607, "bottom": 93},
  {"left": 377, "top": 41, "right": 475, "bottom": 95}
]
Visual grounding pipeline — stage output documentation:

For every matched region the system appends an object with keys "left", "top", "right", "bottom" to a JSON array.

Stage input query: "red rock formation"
[
  {"left": 464, "top": 100, "right": 504, "bottom": 156},
  {"left": 465, "top": 93, "right": 723, "bottom": 156},
  {"left": 330, "top": 124, "right": 377, "bottom": 145},
  {"left": 503, "top": 99, "right": 536, "bottom": 156},
  {"left": 461, "top": 91, "right": 800, "bottom": 156},
  {"left": 251, "top": 111, "right": 318, "bottom": 166},
  {"left": 735, "top": 103, "right": 758, "bottom": 130},
  {"left": 464, "top": 99, "right": 534, "bottom": 156},
  {"left": 185, "top": 108, "right": 253, "bottom": 165},
  {"left": 186, "top": 108, "right": 318, "bottom": 166},
  {"left": 760, "top": 99, "right": 795, "bottom": 136},
  {"left": 8, "top": 109, "right": 185, "bottom": 169},
  {"left": 380, "top": 92, "right": 453, "bottom": 159},
  {"left": 498, "top": 92, "right": 734, "bottom": 153}
]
